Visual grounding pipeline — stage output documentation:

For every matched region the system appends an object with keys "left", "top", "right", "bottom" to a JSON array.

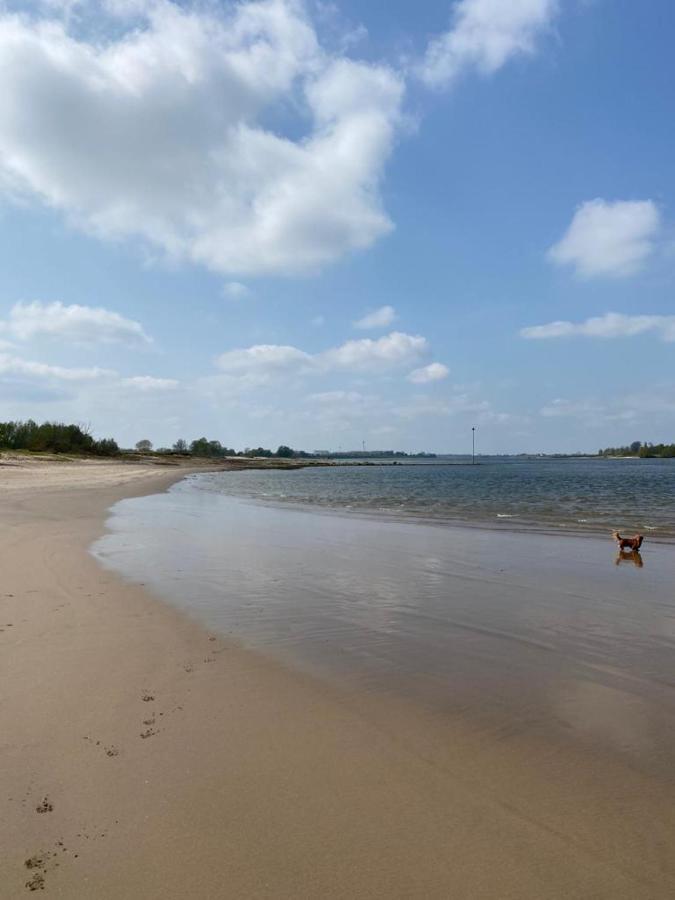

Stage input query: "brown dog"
[{"left": 612, "top": 531, "right": 644, "bottom": 551}]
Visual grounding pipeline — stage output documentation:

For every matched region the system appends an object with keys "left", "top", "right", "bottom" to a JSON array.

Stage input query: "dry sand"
[{"left": 1, "top": 458, "right": 674, "bottom": 898}]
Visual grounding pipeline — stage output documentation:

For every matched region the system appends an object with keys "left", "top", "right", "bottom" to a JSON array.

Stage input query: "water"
[
  {"left": 90, "top": 463, "right": 675, "bottom": 889},
  {"left": 185, "top": 457, "right": 675, "bottom": 538},
  {"left": 92, "top": 485, "right": 675, "bottom": 774}
]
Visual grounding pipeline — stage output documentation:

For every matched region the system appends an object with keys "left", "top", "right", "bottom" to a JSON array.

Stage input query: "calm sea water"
[{"left": 186, "top": 457, "right": 675, "bottom": 538}]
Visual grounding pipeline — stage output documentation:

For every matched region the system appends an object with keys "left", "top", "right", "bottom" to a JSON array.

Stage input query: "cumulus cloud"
[
  {"left": 420, "top": 0, "right": 558, "bottom": 89},
  {"left": 548, "top": 199, "right": 661, "bottom": 278},
  {"left": 216, "top": 344, "right": 313, "bottom": 374},
  {"left": 353, "top": 305, "right": 397, "bottom": 329},
  {"left": 1, "top": 301, "right": 151, "bottom": 346},
  {"left": 0, "top": 0, "right": 403, "bottom": 276},
  {"left": 407, "top": 362, "right": 449, "bottom": 383},
  {"left": 215, "top": 331, "right": 428, "bottom": 380},
  {"left": 521, "top": 312, "right": 675, "bottom": 342},
  {"left": 322, "top": 331, "right": 427, "bottom": 371}
]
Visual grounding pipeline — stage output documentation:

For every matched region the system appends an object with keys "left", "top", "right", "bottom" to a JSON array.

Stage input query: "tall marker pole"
[{"left": 472, "top": 426, "right": 476, "bottom": 465}]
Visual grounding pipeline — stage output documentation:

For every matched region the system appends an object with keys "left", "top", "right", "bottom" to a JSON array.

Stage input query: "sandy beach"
[{"left": 2, "top": 459, "right": 675, "bottom": 898}]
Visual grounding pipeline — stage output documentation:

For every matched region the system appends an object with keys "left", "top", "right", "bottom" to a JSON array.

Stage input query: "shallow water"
[
  {"left": 187, "top": 457, "right": 675, "bottom": 537},
  {"left": 93, "top": 480, "right": 675, "bottom": 781}
]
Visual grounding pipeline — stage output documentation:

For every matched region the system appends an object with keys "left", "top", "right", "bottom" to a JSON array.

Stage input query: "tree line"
[
  {"left": 0, "top": 420, "right": 119, "bottom": 455},
  {"left": 598, "top": 441, "right": 675, "bottom": 458},
  {"left": 140, "top": 438, "right": 302, "bottom": 458},
  {"left": 0, "top": 420, "right": 434, "bottom": 461}
]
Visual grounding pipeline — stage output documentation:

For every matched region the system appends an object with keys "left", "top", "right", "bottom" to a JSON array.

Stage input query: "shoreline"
[{"left": 2, "top": 461, "right": 674, "bottom": 897}]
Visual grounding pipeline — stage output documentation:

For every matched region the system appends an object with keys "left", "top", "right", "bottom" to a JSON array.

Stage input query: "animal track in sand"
[
  {"left": 35, "top": 797, "right": 53, "bottom": 814},
  {"left": 141, "top": 693, "right": 155, "bottom": 702},
  {"left": 25, "top": 871, "right": 45, "bottom": 891},
  {"left": 23, "top": 842, "right": 65, "bottom": 893},
  {"left": 140, "top": 723, "right": 159, "bottom": 738},
  {"left": 83, "top": 736, "right": 119, "bottom": 757}
]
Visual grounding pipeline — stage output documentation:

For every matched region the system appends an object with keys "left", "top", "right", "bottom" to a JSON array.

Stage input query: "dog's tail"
[{"left": 611, "top": 530, "right": 621, "bottom": 542}]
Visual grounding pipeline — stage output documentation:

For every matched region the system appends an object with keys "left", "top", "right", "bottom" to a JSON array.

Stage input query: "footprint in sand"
[{"left": 35, "top": 798, "right": 53, "bottom": 814}]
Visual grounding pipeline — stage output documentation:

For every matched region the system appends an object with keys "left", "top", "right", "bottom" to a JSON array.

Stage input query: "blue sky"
[{"left": 0, "top": 0, "right": 673, "bottom": 453}]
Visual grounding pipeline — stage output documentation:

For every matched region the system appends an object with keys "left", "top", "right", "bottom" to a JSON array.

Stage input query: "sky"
[{"left": 0, "top": 0, "right": 673, "bottom": 454}]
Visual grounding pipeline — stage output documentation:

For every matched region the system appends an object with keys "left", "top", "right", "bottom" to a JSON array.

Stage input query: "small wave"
[{"left": 496, "top": 513, "right": 518, "bottom": 518}]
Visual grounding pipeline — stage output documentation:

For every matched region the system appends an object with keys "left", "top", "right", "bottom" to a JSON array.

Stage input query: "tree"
[
  {"left": 190, "top": 437, "right": 210, "bottom": 456},
  {"left": 172, "top": 439, "right": 188, "bottom": 453},
  {"left": 276, "top": 445, "right": 294, "bottom": 458},
  {"left": 0, "top": 420, "right": 118, "bottom": 456},
  {"left": 245, "top": 446, "right": 272, "bottom": 457},
  {"left": 136, "top": 439, "right": 153, "bottom": 452}
]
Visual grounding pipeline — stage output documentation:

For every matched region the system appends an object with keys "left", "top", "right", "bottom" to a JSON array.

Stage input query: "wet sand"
[{"left": 2, "top": 463, "right": 675, "bottom": 897}]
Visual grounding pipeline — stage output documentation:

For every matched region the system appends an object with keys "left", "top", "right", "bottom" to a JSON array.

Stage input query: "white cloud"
[
  {"left": 353, "top": 304, "right": 397, "bottom": 330},
  {"left": 121, "top": 375, "right": 179, "bottom": 390},
  {"left": 214, "top": 330, "right": 428, "bottom": 380},
  {"left": 216, "top": 344, "right": 313, "bottom": 374},
  {"left": 0, "top": 1, "right": 403, "bottom": 276},
  {"left": 1, "top": 301, "right": 151, "bottom": 345},
  {"left": 0, "top": 352, "right": 114, "bottom": 381},
  {"left": 222, "top": 282, "right": 250, "bottom": 300},
  {"left": 420, "top": 0, "right": 558, "bottom": 89},
  {"left": 521, "top": 312, "right": 675, "bottom": 342},
  {"left": 321, "top": 331, "right": 427, "bottom": 371},
  {"left": 548, "top": 199, "right": 661, "bottom": 278},
  {"left": 407, "top": 362, "right": 449, "bottom": 383},
  {"left": 0, "top": 350, "right": 178, "bottom": 397}
]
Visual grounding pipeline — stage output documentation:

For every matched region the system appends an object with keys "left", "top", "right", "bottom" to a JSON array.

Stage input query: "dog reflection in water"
[
  {"left": 615, "top": 549, "right": 644, "bottom": 568},
  {"left": 612, "top": 532, "right": 644, "bottom": 568}
]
